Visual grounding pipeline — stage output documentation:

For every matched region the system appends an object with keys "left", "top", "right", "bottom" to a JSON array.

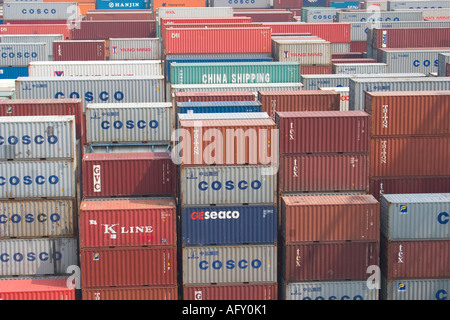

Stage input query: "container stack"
[
  {"left": 0, "top": 115, "right": 79, "bottom": 299},
  {"left": 380, "top": 193, "right": 450, "bottom": 300}
]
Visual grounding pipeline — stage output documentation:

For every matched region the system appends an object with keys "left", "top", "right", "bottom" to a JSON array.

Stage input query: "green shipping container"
[{"left": 170, "top": 62, "right": 301, "bottom": 85}]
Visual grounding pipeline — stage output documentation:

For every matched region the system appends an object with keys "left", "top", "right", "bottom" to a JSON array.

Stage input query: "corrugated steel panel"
[
  {"left": 81, "top": 286, "right": 178, "bottom": 300},
  {"left": 108, "top": 38, "right": 161, "bottom": 60},
  {"left": 301, "top": 7, "right": 339, "bottom": 23},
  {"left": 282, "top": 195, "right": 380, "bottom": 243},
  {"left": 388, "top": 0, "right": 450, "bottom": 10},
  {"left": 336, "top": 10, "right": 423, "bottom": 22},
  {"left": 85, "top": 103, "right": 172, "bottom": 144},
  {"left": 333, "top": 63, "right": 389, "bottom": 75},
  {"left": 300, "top": 65, "right": 333, "bottom": 75},
  {"left": 28, "top": 60, "right": 163, "bottom": 77},
  {"left": 300, "top": 74, "right": 352, "bottom": 90},
  {"left": 276, "top": 111, "right": 370, "bottom": 155},
  {"left": 176, "top": 101, "right": 262, "bottom": 114},
  {"left": 272, "top": 40, "right": 332, "bottom": 65},
  {"left": 86, "top": 10, "right": 154, "bottom": 21},
  {"left": 380, "top": 193, "right": 450, "bottom": 241},
  {"left": 0, "top": 67, "right": 29, "bottom": 80},
  {"left": 156, "top": 7, "right": 234, "bottom": 23},
  {"left": 182, "top": 245, "right": 276, "bottom": 285},
  {"left": 332, "top": 42, "right": 351, "bottom": 53},
  {"left": 2, "top": 3, "right": 78, "bottom": 21},
  {"left": 210, "top": 0, "right": 271, "bottom": 7},
  {"left": 381, "top": 278, "right": 450, "bottom": 300},
  {"left": 0, "top": 199, "right": 75, "bottom": 239},
  {"left": 79, "top": 198, "right": 176, "bottom": 248},
  {"left": 183, "top": 283, "right": 277, "bottom": 300},
  {"left": 381, "top": 237, "right": 450, "bottom": 279},
  {"left": 53, "top": 40, "right": 106, "bottom": 61},
  {"left": 0, "top": 43, "right": 48, "bottom": 67},
  {"left": 365, "top": 91, "right": 450, "bottom": 137},
  {"left": 319, "top": 87, "right": 350, "bottom": 111},
  {"left": 0, "top": 24, "right": 71, "bottom": 40},
  {"left": 0, "top": 116, "right": 76, "bottom": 160},
  {"left": 71, "top": 20, "right": 157, "bottom": 40},
  {"left": 0, "top": 238, "right": 77, "bottom": 276},
  {"left": 284, "top": 242, "right": 379, "bottom": 281},
  {"left": 286, "top": 281, "right": 378, "bottom": 300},
  {"left": 0, "top": 34, "right": 63, "bottom": 59},
  {"left": 80, "top": 247, "right": 177, "bottom": 288},
  {"left": 380, "top": 48, "right": 450, "bottom": 74},
  {"left": 273, "top": 0, "right": 302, "bottom": 8},
  {"left": 278, "top": 154, "right": 369, "bottom": 193},
  {"left": 181, "top": 205, "right": 277, "bottom": 246},
  {"left": 180, "top": 165, "right": 276, "bottom": 206},
  {"left": 438, "top": 53, "right": 450, "bottom": 76},
  {"left": 174, "top": 91, "right": 256, "bottom": 104},
  {"left": 82, "top": 152, "right": 176, "bottom": 198},
  {"left": 0, "top": 160, "right": 76, "bottom": 200},
  {"left": 177, "top": 112, "right": 269, "bottom": 123},
  {"left": 370, "top": 137, "right": 450, "bottom": 177},
  {"left": 0, "top": 277, "right": 75, "bottom": 300}
]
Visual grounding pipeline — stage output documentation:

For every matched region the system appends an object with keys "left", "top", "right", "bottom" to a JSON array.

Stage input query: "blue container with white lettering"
[
  {"left": 302, "top": 0, "right": 327, "bottom": 7},
  {"left": 182, "top": 205, "right": 277, "bottom": 246},
  {"left": 329, "top": 1, "right": 360, "bottom": 9},
  {"left": 96, "top": 0, "right": 150, "bottom": 9},
  {"left": 177, "top": 101, "right": 262, "bottom": 114},
  {"left": 0, "top": 67, "right": 28, "bottom": 79}
]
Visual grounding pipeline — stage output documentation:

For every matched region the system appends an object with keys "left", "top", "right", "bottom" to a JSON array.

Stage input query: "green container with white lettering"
[{"left": 170, "top": 61, "right": 301, "bottom": 85}]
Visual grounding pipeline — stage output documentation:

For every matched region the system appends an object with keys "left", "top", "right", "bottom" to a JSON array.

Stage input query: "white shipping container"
[
  {"left": 388, "top": 0, "right": 450, "bottom": 10},
  {"left": 286, "top": 281, "right": 379, "bottom": 300},
  {"left": 361, "top": 1, "right": 389, "bottom": 11},
  {"left": 302, "top": 8, "right": 338, "bottom": 23},
  {"left": 416, "top": 8, "right": 450, "bottom": 21},
  {"left": 85, "top": 103, "right": 173, "bottom": 144},
  {"left": 331, "top": 42, "right": 351, "bottom": 53},
  {"left": 272, "top": 39, "right": 332, "bottom": 65},
  {"left": 380, "top": 48, "right": 450, "bottom": 74},
  {"left": 0, "top": 238, "right": 77, "bottom": 276},
  {"left": 381, "top": 278, "right": 450, "bottom": 300},
  {"left": 333, "top": 63, "right": 389, "bottom": 75},
  {"left": 0, "top": 43, "right": 48, "bottom": 67},
  {"left": 156, "top": 7, "right": 233, "bottom": 24},
  {"left": 438, "top": 53, "right": 450, "bottom": 76},
  {"left": 0, "top": 199, "right": 75, "bottom": 239},
  {"left": 336, "top": 10, "right": 423, "bottom": 22},
  {"left": 0, "top": 34, "right": 63, "bottom": 59},
  {"left": 319, "top": 87, "right": 350, "bottom": 111},
  {"left": 0, "top": 116, "right": 76, "bottom": 160},
  {"left": 182, "top": 245, "right": 276, "bottom": 285},
  {"left": 109, "top": 38, "right": 161, "bottom": 61},
  {"left": 2, "top": 2, "right": 79, "bottom": 21}
]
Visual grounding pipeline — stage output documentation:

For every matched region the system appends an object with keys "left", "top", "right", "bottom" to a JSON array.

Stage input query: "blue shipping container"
[
  {"left": 177, "top": 101, "right": 262, "bottom": 114},
  {"left": 182, "top": 205, "right": 277, "bottom": 246},
  {"left": 0, "top": 67, "right": 28, "bottom": 79},
  {"left": 329, "top": 1, "right": 360, "bottom": 9},
  {"left": 96, "top": 0, "right": 150, "bottom": 9},
  {"left": 302, "top": 0, "right": 328, "bottom": 7}
]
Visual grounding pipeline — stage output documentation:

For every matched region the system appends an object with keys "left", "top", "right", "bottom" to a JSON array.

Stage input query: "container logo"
[
  {"left": 6, "top": 107, "right": 12, "bottom": 114},
  {"left": 190, "top": 210, "right": 240, "bottom": 220},
  {"left": 112, "top": 46, "right": 118, "bottom": 54},
  {"left": 21, "top": 9, "right": 58, "bottom": 15},
  {"left": 100, "top": 119, "right": 159, "bottom": 130},
  {"left": 0, "top": 213, "right": 61, "bottom": 225},
  {"left": 198, "top": 179, "right": 262, "bottom": 192},
  {"left": 0, "top": 174, "right": 60, "bottom": 186},
  {"left": 0, "top": 134, "right": 58, "bottom": 146},
  {"left": 400, "top": 205, "right": 407, "bottom": 214},
  {"left": 397, "top": 282, "right": 406, "bottom": 292},
  {"left": 437, "top": 212, "right": 449, "bottom": 225},
  {"left": 93, "top": 253, "right": 99, "bottom": 261},
  {"left": 195, "top": 291, "right": 203, "bottom": 300},
  {"left": 436, "top": 289, "right": 447, "bottom": 300},
  {"left": 0, "top": 251, "right": 62, "bottom": 263},
  {"left": 283, "top": 51, "right": 289, "bottom": 59},
  {"left": 201, "top": 73, "right": 271, "bottom": 84},
  {"left": 1, "top": 52, "right": 39, "bottom": 59},
  {"left": 93, "top": 165, "right": 101, "bottom": 192},
  {"left": 55, "top": 91, "right": 124, "bottom": 102},
  {"left": 198, "top": 258, "right": 263, "bottom": 271},
  {"left": 54, "top": 71, "right": 64, "bottom": 77}
]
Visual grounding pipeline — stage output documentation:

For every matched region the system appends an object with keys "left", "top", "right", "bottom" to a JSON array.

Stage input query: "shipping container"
[
  {"left": 233, "top": 10, "right": 295, "bottom": 22},
  {"left": 336, "top": 10, "right": 423, "bottom": 22},
  {"left": 96, "top": 0, "right": 151, "bottom": 9},
  {"left": 379, "top": 48, "right": 450, "bottom": 74},
  {"left": 0, "top": 67, "right": 28, "bottom": 79},
  {"left": 181, "top": 205, "right": 277, "bottom": 246},
  {"left": 276, "top": 111, "right": 370, "bottom": 155},
  {"left": 0, "top": 34, "right": 63, "bottom": 59},
  {"left": 300, "top": 74, "right": 352, "bottom": 90},
  {"left": 180, "top": 165, "right": 276, "bottom": 206},
  {"left": 330, "top": 1, "right": 361, "bottom": 9},
  {"left": 364, "top": 91, "right": 450, "bottom": 137},
  {"left": 283, "top": 241, "right": 379, "bottom": 281},
  {"left": 209, "top": 0, "right": 270, "bottom": 8},
  {"left": 52, "top": 40, "right": 106, "bottom": 61},
  {"left": 79, "top": 198, "right": 176, "bottom": 248},
  {"left": 333, "top": 63, "right": 389, "bottom": 75},
  {"left": 370, "top": 136, "right": 450, "bottom": 178},
  {"left": 0, "top": 160, "right": 76, "bottom": 200},
  {"left": 80, "top": 246, "right": 177, "bottom": 288},
  {"left": 176, "top": 101, "right": 262, "bottom": 114},
  {"left": 85, "top": 103, "right": 172, "bottom": 145},
  {"left": 300, "top": 65, "right": 333, "bottom": 75},
  {"left": 108, "top": 38, "right": 161, "bottom": 61},
  {"left": 408, "top": 8, "right": 450, "bottom": 21},
  {"left": 438, "top": 52, "right": 450, "bottom": 76},
  {"left": 272, "top": 39, "right": 332, "bottom": 65},
  {"left": 153, "top": 0, "right": 206, "bottom": 12},
  {"left": 0, "top": 277, "right": 75, "bottom": 300},
  {"left": 381, "top": 278, "right": 450, "bottom": 300},
  {"left": 183, "top": 283, "right": 277, "bottom": 300},
  {"left": 301, "top": 7, "right": 339, "bottom": 23},
  {"left": 82, "top": 285, "right": 178, "bottom": 300},
  {"left": 0, "top": 24, "right": 71, "bottom": 40},
  {"left": 71, "top": 20, "right": 156, "bottom": 40},
  {"left": 262, "top": 23, "right": 351, "bottom": 43},
  {"left": 447, "top": 63, "right": 450, "bottom": 76},
  {"left": 0, "top": 43, "right": 48, "bottom": 67},
  {"left": 281, "top": 194, "right": 379, "bottom": 243},
  {"left": 319, "top": 87, "right": 350, "bottom": 111},
  {"left": 273, "top": 0, "right": 301, "bottom": 9},
  {"left": 182, "top": 245, "right": 277, "bottom": 285},
  {"left": 361, "top": 0, "right": 388, "bottom": 10},
  {"left": 174, "top": 91, "right": 256, "bottom": 104},
  {"left": 387, "top": 0, "right": 450, "bottom": 10},
  {"left": 86, "top": 10, "right": 153, "bottom": 21},
  {"left": 0, "top": 238, "right": 77, "bottom": 276},
  {"left": 2, "top": 2, "right": 78, "bottom": 21},
  {"left": 278, "top": 153, "right": 369, "bottom": 193},
  {"left": 286, "top": 281, "right": 378, "bottom": 300},
  {"left": 177, "top": 112, "right": 269, "bottom": 125}
]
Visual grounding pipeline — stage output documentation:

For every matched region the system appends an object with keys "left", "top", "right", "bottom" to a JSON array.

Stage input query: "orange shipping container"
[{"left": 0, "top": 278, "right": 75, "bottom": 300}]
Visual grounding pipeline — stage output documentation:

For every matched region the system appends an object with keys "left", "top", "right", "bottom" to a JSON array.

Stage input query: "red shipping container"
[
  {"left": 174, "top": 91, "right": 256, "bottom": 104},
  {"left": 0, "top": 24, "right": 71, "bottom": 40},
  {"left": 262, "top": 23, "right": 351, "bottom": 43},
  {"left": 82, "top": 286, "right": 178, "bottom": 300},
  {"left": 53, "top": 40, "right": 106, "bottom": 61},
  {"left": 164, "top": 27, "right": 271, "bottom": 55},
  {"left": 233, "top": 11, "right": 295, "bottom": 22},
  {"left": 0, "top": 278, "right": 75, "bottom": 300},
  {"left": 282, "top": 194, "right": 380, "bottom": 243},
  {"left": 276, "top": 111, "right": 370, "bottom": 154},
  {"left": 365, "top": 91, "right": 450, "bottom": 137},
  {"left": 284, "top": 241, "right": 379, "bottom": 281},
  {"left": 370, "top": 137, "right": 450, "bottom": 178},
  {"left": 80, "top": 247, "right": 177, "bottom": 288},
  {"left": 350, "top": 41, "right": 367, "bottom": 53},
  {"left": 300, "top": 65, "right": 333, "bottom": 75},
  {"left": 183, "top": 283, "right": 278, "bottom": 300},
  {"left": 85, "top": 10, "right": 154, "bottom": 21},
  {"left": 279, "top": 153, "right": 369, "bottom": 193},
  {"left": 82, "top": 152, "right": 177, "bottom": 198},
  {"left": 258, "top": 90, "right": 340, "bottom": 120},
  {"left": 381, "top": 237, "right": 450, "bottom": 280},
  {"left": 79, "top": 198, "right": 177, "bottom": 248},
  {"left": 369, "top": 176, "right": 450, "bottom": 201},
  {"left": 273, "top": 0, "right": 302, "bottom": 9},
  {"left": 71, "top": 20, "right": 157, "bottom": 40},
  {"left": 178, "top": 118, "right": 277, "bottom": 166}
]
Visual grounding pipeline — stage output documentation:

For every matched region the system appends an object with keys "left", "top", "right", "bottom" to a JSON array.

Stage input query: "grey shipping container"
[
  {"left": 209, "top": 0, "right": 271, "bottom": 8},
  {"left": 301, "top": 8, "right": 339, "bottom": 23},
  {"left": 381, "top": 277, "right": 450, "bottom": 300},
  {"left": 0, "top": 238, "right": 78, "bottom": 276},
  {"left": 379, "top": 48, "right": 450, "bottom": 74},
  {"left": 0, "top": 43, "right": 48, "bottom": 67},
  {"left": 333, "top": 63, "right": 389, "bottom": 75},
  {"left": 272, "top": 40, "right": 332, "bottom": 65},
  {"left": 336, "top": 10, "right": 423, "bottom": 22},
  {"left": 387, "top": 0, "right": 450, "bottom": 10},
  {"left": 180, "top": 166, "right": 277, "bottom": 206},
  {"left": 0, "top": 34, "right": 63, "bottom": 59},
  {"left": 0, "top": 116, "right": 76, "bottom": 161},
  {"left": 2, "top": 2, "right": 78, "bottom": 21},
  {"left": 176, "top": 112, "right": 270, "bottom": 129},
  {"left": 85, "top": 103, "right": 173, "bottom": 144},
  {"left": 438, "top": 53, "right": 450, "bottom": 76},
  {"left": 381, "top": 193, "right": 450, "bottom": 241},
  {"left": 182, "top": 245, "right": 276, "bottom": 285},
  {"left": 108, "top": 38, "right": 161, "bottom": 61},
  {"left": 286, "top": 281, "right": 379, "bottom": 300}
]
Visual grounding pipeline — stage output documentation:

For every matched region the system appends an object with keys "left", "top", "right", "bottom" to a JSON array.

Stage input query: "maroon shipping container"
[
  {"left": 281, "top": 194, "right": 380, "bottom": 243},
  {"left": 276, "top": 111, "right": 370, "bottom": 154},
  {"left": 71, "top": 20, "right": 157, "bottom": 40},
  {"left": 278, "top": 153, "right": 369, "bottom": 193},
  {"left": 53, "top": 40, "right": 106, "bottom": 61},
  {"left": 82, "top": 286, "right": 178, "bottom": 300},
  {"left": 262, "top": 23, "right": 351, "bottom": 43},
  {"left": 300, "top": 65, "right": 333, "bottom": 75},
  {"left": 365, "top": 91, "right": 450, "bottom": 137},
  {"left": 85, "top": 10, "right": 154, "bottom": 21},
  {"left": 273, "top": 0, "right": 302, "bottom": 9},
  {"left": 174, "top": 91, "right": 256, "bottom": 104},
  {"left": 80, "top": 247, "right": 177, "bottom": 288},
  {"left": 233, "top": 11, "right": 294, "bottom": 22},
  {"left": 350, "top": 41, "right": 367, "bottom": 53},
  {"left": 284, "top": 241, "right": 379, "bottom": 281},
  {"left": 369, "top": 176, "right": 450, "bottom": 201},
  {"left": 183, "top": 283, "right": 278, "bottom": 300},
  {"left": 381, "top": 236, "right": 450, "bottom": 280},
  {"left": 370, "top": 137, "right": 450, "bottom": 178},
  {"left": 81, "top": 152, "right": 177, "bottom": 198},
  {"left": 258, "top": 90, "right": 340, "bottom": 120},
  {"left": 79, "top": 198, "right": 177, "bottom": 248}
]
